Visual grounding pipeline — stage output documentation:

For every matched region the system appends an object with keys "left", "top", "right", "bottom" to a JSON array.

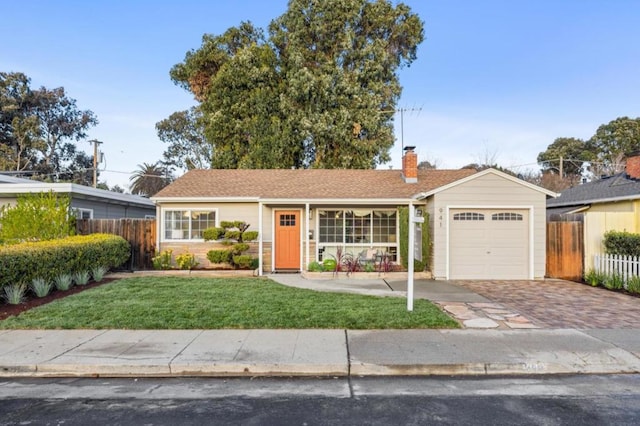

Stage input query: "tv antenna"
[{"left": 380, "top": 106, "right": 423, "bottom": 151}]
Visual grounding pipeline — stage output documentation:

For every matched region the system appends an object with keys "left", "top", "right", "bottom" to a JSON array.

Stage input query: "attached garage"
[
  {"left": 419, "top": 169, "right": 557, "bottom": 280},
  {"left": 448, "top": 208, "right": 530, "bottom": 279}
]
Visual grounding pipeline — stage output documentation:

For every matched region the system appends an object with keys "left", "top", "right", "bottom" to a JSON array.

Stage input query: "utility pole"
[
  {"left": 559, "top": 156, "right": 564, "bottom": 179},
  {"left": 90, "top": 139, "right": 103, "bottom": 188}
]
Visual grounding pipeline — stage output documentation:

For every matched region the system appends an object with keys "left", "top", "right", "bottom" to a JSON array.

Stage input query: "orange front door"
[{"left": 275, "top": 210, "right": 301, "bottom": 270}]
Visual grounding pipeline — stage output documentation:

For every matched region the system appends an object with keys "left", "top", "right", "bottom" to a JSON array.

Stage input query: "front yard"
[{"left": 0, "top": 277, "right": 459, "bottom": 330}]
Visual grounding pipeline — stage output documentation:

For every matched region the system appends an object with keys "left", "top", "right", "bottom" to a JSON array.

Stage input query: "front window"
[
  {"left": 164, "top": 209, "right": 216, "bottom": 240},
  {"left": 318, "top": 209, "right": 397, "bottom": 260}
]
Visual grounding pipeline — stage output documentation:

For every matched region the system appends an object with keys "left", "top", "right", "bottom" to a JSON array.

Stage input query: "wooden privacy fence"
[
  {"left": 76, "top": 219, "right": 156, "bottom": 270},
  {"left": 546, "top": 221, "right": 584, "bottom": 281}
]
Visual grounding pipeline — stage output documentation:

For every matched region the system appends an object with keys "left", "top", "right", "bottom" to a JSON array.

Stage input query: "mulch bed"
[{"left": 0, "top": 278, "right": 118, "bottom": 321}]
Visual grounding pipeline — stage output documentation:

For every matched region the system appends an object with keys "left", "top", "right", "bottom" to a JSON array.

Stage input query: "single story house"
[
  {"left": 547, "top": 152, "right": 640, "bottom": 271},
  {"left": 0, "top": 175, "right": 156, "bottom": 219},
  {"left": 151, "top": 148, "right": 556, "bottom": 279}
]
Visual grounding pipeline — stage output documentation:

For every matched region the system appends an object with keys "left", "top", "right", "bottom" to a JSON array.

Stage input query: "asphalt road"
[{"left": 2, "top": 375, "right": 640, "bottom": 425}]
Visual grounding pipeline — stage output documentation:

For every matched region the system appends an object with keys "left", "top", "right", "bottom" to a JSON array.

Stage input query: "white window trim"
[
  {"left": 160, "top": 208, "right": 219, "bottom": 242},
  {"left": 315, "top": 209, "right": 399, "bottom": 260},
  {"left": 74, "top": 208, "right": 93, "bottom": 219}
]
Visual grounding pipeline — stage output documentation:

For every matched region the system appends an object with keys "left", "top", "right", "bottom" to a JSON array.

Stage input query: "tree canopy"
[
  {"left": 156, "top": 107, "right": 211, "bottom": 170},
  {"left": 0, "top": 72, "right": 98, "bottom": 185},
  {"left": 537, "top": 117, "right": 640, "bottom": 185},
  {"left": 587, "top": 116, "right": 640, "bottom": 176},
  {"left": 129, "top": 162, "right": 174, "bottom": 197},
  {"left": 163, "top": 0, "right": 424, "bottom": 170}
]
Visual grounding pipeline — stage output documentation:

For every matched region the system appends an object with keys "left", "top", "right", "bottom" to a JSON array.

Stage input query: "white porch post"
[
  {"left": 258, "top": 201, "right": 263, "bottom": 276},
  {"left": 305, "top": 203, "right": 310, "bottom": 271},
  {"left": 407, "top": 202, "right": 414, "bottom": 311}
]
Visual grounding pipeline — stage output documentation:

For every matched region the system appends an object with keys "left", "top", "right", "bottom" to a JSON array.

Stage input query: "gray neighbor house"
[{"left": 0, "top": 174, "right": 155, "bottom": 219}]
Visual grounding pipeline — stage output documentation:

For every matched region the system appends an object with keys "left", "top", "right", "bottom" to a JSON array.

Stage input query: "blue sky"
[{"left": 2, "top": 0, "right": 639, "bottom": 189}]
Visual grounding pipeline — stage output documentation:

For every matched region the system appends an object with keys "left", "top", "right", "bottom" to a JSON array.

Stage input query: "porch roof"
[{"left": 152, "top": 168, "right": 477, "bottom": 201}]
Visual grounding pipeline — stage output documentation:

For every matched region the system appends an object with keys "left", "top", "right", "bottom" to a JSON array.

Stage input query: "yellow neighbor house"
[{"left": 547, "top": 152, "right": 640, "bottom": 271}]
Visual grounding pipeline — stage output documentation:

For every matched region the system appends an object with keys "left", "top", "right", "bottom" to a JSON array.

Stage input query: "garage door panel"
[{"left": 449, "top": 209, "right": 528, "bottom": 280}]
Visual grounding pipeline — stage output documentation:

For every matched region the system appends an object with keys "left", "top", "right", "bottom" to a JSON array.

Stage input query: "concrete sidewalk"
[{"left": 1, "top": 329, "right": 640, "bottom": 378}]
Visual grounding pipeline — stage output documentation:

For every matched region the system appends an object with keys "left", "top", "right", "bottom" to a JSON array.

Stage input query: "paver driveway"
[{"left": 453, "top": 279, "right": 640, "bottom": 329}]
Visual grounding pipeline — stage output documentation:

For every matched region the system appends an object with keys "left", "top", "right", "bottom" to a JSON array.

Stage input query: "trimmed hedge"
[
  {"left": 603, "top": 230, "right": 640, "bottom": 257},
  {"left": 0, "top": 234, "right": 130, "bottom": 288}
]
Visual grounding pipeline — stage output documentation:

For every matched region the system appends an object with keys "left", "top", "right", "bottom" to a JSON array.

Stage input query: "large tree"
[
  {"left": 537, "top": 137, "right": 594, "bottom": 187},
  {"left": 587, "top": 116, "right": 640, "bottom": 176},
  {"left": 0, "top": 72, "right": 98, "bottom": 182},
  {"left": 165, "top": 0, "right": 423, "bottom": 169},
  {"left": 156, "top": 107, "right": 211, "bottom": 170}
]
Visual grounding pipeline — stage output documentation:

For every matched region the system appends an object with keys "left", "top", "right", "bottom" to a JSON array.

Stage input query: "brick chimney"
[
  {"left": 625, "top": 151, "right": 640, "bottom": 179},
  {"left": 402, "top": 146, "right": 418, "bottom": 183}
]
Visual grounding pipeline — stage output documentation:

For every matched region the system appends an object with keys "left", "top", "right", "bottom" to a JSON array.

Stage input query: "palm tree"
[{"left": 129, "top": 162, "right": 173, "bottom": 197}]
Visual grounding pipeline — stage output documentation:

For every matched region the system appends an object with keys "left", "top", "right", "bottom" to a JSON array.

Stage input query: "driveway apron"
[{"left": 453, "top": 279, "right": 640, "bottom": 329}]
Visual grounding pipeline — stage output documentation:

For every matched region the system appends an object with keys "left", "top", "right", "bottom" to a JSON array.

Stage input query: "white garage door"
[{"left": 449, "top": 209, "right": 529, "bottom": 280}]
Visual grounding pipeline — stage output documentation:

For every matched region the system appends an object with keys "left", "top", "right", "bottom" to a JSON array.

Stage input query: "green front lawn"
[{"left": 0, "top": 277, "right": 459, "bottom": 330}]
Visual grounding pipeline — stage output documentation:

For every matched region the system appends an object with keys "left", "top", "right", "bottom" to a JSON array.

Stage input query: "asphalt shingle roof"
[
  {"left": 153, "top": 168, "right": 477, "bottom": 200},
  {"left": 547, "top": 173, "right": 640, "bottom": 207}
]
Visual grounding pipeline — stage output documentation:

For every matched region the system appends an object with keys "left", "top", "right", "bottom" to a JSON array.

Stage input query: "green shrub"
[
  {"left": 250, "top": 257, "right": 260, "bottom": 269},
  {"left": 232, "top": 255, "right": 254, "bottom": 269},
  {"left": 176, "top": 253, "right": 199, "bottom": 270},
  {"left": 308, "top": 261, "right": 324, "bottom": 272},
  {"left": 54, "top": 273, "right": 74, "bottom": 291},
  {"left": 30, "top": 278, "right": 52, "bottom": 298},
  {"left": 203, "top": 227, "right": 225, "bottom": 241},
  {"left": 207, "top": 249, "right": 232, "bottom": 264},
  {"left": 0, "top": 234, "right": 129, "bottom": 289},
  {"left": 322, "top": 258, "right": 337, "bottom": 272},
  {"left": 364, "top": 263, "right": 375, "bottom": 273},
  {"left": 224, "top": 230, "right": 242, "bottom": 240},
  {"left": 627, "top": 276, "right": 640, "bottom": 294},
  {"left": 603, "top": 231, "right": 640, "bottom": 257},
  {"left": 603, "top": 274, "right": 624, "bottom": 290},
  {"left": 0, "top": 191, "right": 73, "bottom": 244},
  {"left": 242, "top": 231, "right": 259, "bottom": 242},
  {"left": 206, "top": 219, "right": 257, "bottom": 269},
  {"left": 152, "top": 249, "right": 173, "bottom": 270},
  {"left": 91, "top": 265, "right": 109, "bottom": 282},
  {"left": 584, "top": 269, "right": 604, "bottom": 287},
  {"left": 3, "top": 284, "right": 26, "bottom": 305},
  {"left": 74, "top": 270, "right": 91, "bottom": 286},
  {"left": 220, "top": 221, "right": 235, "bottom": 229},
  {"left": 232, "top": 243, "right": 250, "bottom": 255}
]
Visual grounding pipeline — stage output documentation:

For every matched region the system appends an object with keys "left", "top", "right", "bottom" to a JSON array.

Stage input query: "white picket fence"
[{"left": 594, "top": 253, "right": 640, "bottom": 285}]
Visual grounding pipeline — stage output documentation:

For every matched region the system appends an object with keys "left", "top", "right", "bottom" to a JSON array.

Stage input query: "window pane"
[
  {"left": 319, "top": 210, "right": 344, "bottom": 243},
  {"left": 191, "top": 210, "right": 216, "bottom": 239},
  {"left": 453, "top": 212, "right": 484, "bottom": 221},
  {"left": 373, "top": 210, "right": 396, "bottom": 243},
  {"left": 165, "top": 210, "right": 189, "bottom": 239},
  {"left": 346, "top": 210, "right": 371, "bottom": 243}
]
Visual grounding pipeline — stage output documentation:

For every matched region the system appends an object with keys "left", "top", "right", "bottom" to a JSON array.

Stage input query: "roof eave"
[{"left": 547, "top": 193, "right": 640, "bottom": 208}]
